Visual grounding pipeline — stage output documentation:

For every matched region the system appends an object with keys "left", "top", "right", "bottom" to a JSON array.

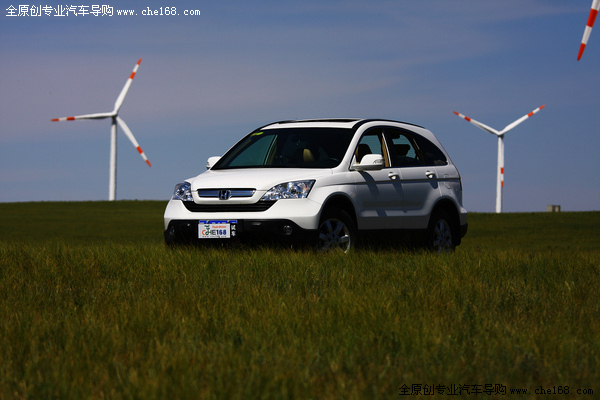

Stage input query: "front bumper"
[{"left": 163, "top": 197, "right": 322, "bottom": 246}]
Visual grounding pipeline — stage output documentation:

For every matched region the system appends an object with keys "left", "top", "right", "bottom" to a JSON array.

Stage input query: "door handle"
[
  {"left": 388, "top": 171, "right": 399, "bottom": 180},
  {"left": 425, "top": 171, "right": 436, "bottom": 179}
]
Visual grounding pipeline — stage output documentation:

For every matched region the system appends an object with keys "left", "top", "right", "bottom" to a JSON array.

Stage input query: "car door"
[
  {"left": 385, "top": 128, "right": 441, "bottom": 230},
  {"left": 352, "top": 127, "right": 404, "bottom": 230}
]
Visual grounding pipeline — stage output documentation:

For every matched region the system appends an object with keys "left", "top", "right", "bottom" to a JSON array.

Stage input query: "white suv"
[{"left": 164, "top": 119, "right": 467, "bottom": 252}]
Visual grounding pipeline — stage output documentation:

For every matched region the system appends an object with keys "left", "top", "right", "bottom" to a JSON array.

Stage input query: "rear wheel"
[
  {"left": 427, "top": 210, "right": 455, "bottom": 253},
  {"left": 317, "top": 208, "right": 356, "bottom": 253}
]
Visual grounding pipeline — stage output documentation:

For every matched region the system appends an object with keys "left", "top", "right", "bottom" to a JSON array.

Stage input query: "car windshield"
[{"left": 211, "top": 127, "right": 354, "bottom": 169}]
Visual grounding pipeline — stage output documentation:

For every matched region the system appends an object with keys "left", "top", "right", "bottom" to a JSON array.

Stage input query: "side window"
[
  {"left": 386, "top": 129, "right": 422, "bottom": 167},
  {"left": 413, "top": 135, "right": 448, "bottom": 166},
  {"left": 354, "top": 128, "right": 390, "bottom": 167}
]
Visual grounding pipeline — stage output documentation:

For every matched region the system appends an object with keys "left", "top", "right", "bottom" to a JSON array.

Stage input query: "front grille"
[
  {"left": 197, "top": 189, "right": 255, "bottom": 198},
  {"left": 182, "top": 200, "right": 276, "bottom": 213}
]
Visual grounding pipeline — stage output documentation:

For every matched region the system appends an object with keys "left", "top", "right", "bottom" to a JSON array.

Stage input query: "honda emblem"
[{"left": 218, "top": 190, "right": 232, "bottom": 200}]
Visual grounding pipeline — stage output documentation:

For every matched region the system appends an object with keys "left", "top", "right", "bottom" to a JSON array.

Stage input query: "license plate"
[{"left": 198, "top": 220, "right": 237, "bottom": 239}]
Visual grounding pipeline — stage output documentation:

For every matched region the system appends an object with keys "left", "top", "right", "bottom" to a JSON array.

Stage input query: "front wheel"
[
  {"left": 317, "top": 208, "right": 356, "bottom": 253},
  {"left": 427, "top": 210, "right": 455, "bottom": 253}
]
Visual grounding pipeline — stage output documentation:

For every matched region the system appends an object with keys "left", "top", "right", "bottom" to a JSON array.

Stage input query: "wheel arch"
[
  {"left": 430, "top": 198, "right": 462, "bottom": 245},
  {"left": 321, "top": 193, "right": 357, "bottom": 227}
]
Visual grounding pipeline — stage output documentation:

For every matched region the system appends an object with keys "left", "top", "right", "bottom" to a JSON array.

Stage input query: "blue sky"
[{"left": 1, "top": 1, "right": 599, "bottom": 212}]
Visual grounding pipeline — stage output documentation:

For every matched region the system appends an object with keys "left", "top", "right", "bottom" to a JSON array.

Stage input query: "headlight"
[
  {"left": 260, "top": 180, "right": 315, "bottom": 201},
  {"left": 172, "top": 182, "right": 193, "bottom": 201}
]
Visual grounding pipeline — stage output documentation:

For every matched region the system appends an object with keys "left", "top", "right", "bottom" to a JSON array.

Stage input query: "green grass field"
[{"left": 1, "top": 202, "right": 599, "bottom": 399}]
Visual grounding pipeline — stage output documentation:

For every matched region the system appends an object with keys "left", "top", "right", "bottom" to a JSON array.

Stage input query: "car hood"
[{"left": 190, "top": 168, "right": 333, "bottom": 191}]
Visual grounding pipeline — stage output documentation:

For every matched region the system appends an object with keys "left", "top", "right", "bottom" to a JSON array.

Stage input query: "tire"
[
  {"left": 317, "top": 208, "right": 357, "bottom": 253},
  {"left": 427, "top": 209, "right": 455, "bottom": 253}
]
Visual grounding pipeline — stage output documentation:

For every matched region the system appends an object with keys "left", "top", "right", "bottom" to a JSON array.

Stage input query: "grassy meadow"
[{"left": 1, "top": 201, "right": 599, "bottom": 399}]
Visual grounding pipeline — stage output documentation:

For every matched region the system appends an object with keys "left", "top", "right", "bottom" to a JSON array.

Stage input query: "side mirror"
[
  {"left": 206, "top": 156, "right": 221, "bottom": 170},
  {"left": 350, "top": 154, "right": 384, "bottom": 171}
]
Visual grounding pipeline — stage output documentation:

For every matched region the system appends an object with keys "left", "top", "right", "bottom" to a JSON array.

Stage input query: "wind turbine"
[
  {"left": 578, "top": 0, "right": 600, "bottom": 60},
  {"left": 52, "top": 58, "right": 151, "bottom": 201},
  {"left": 453, "top": 105, "right": 545, "bottom": 213}
]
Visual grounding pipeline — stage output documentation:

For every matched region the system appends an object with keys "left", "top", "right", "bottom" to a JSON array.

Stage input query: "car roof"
[{"left": 258, "top": 118, "right": 424, "bottom": 131}]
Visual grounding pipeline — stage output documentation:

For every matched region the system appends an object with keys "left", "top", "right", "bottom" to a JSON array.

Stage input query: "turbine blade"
[
  {"left": 113, "top": 58, "right": 142, "bottom": 114},
  {"left": 116, "top": 116, "right": 151, "bottom": 167},
  {"left": 500, "top": 105, "right": 545, "bottom": 134},
  {"left": 578, "top": 0, "right": 600, "bottom": 60},
  {"left": 51, "top": 112, "right": 113, "bottom": 121},
  {"left": 453, "top": 111, "right": 500, "bottom": 135}
]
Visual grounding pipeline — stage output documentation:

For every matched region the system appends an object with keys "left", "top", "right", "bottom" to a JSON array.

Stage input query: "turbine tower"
[
  {"left": 453, "top": 105, "right": 545, "bottom": 213},
  {"left": 578, "top": 0, "right": 600, "bottom": 60},
  {"left": 52, "top": 58, "right": 151, "bottom": 201}
]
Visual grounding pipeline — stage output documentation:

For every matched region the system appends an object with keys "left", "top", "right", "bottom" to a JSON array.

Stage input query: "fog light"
[{"left": 283, "top": 225, "right": 293, "bottom": 236}]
